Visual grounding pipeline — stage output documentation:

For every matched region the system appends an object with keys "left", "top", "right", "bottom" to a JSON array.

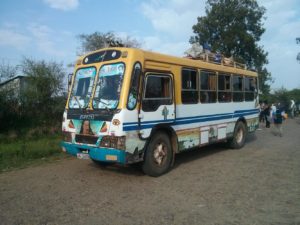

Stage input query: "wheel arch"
[
  {"left": 236, "top": 116, "right": 247, "bottom": 128},
  {"left": 145, "top": 124, "right": 178, "bottom": 165}
]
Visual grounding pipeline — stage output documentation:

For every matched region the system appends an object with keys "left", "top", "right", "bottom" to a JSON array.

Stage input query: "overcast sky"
[{"left": 0, "top": 0, "right": 299, "bottom": 89}]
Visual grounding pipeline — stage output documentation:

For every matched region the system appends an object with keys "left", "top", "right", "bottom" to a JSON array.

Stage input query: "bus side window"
[
  {"left": 218, "top": 73, "right": 231, "bottom": 102},
  {"left": 245, "top": 77, "right": 256, "bottom": 101},
  {"left": 142, "top": 75, "right": 172, "bottom": 112},
  {"left": 127, "top": 63, "right": 141, "bottom": 110},
  {"left": 200, "top": 71, "right": 217, "bottom": 103},
  {"left": 232, "top": 75, "right": 244, "bottom": 102},
  {"left": 181, "top": 68, "right": 198, "bottom": 104}
]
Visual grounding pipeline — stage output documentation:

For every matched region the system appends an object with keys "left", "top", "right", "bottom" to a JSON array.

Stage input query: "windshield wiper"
[
  {"left": 93, "top": 98, "right": 109, "bottom": 106},
  {"left": 92, "top": 98, "right": 113, "bottom": 112},
  {"left": 73, "top": 96, "right": 82, "bottom": 109}
]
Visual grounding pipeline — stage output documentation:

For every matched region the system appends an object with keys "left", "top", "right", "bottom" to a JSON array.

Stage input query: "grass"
[{"left": 0, "top": 135, "right": 69, "bottom": 172}]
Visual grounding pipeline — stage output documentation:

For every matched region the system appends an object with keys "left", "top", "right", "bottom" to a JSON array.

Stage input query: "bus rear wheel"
[
  {"left": 142, "top": 132, "right": 173, "bottom": 177},
  {"left": 229, "top": 121, "right": 247, "bottom": 149}
]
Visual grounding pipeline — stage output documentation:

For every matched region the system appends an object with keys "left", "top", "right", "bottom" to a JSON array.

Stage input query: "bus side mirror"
[{"left": 68, "top": 73, "right": 73, "bottom": 91}]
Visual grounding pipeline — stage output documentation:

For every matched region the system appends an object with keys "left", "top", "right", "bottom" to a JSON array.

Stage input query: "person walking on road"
[
  {"left": 273, "top": 105, "right": 285, "bottom": 137},
  {"left": 290, "top": 99, "right": 296, "bottom": 118},
  {"left": 271, "top": 103, "right": 277, "bottom": 123}
]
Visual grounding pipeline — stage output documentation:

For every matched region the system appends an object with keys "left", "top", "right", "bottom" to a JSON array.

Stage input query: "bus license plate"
[{"left": 77, "top": 153, "right": 90, "bottom": 160}]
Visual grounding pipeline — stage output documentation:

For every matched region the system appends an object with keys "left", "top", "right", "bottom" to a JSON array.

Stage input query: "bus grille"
[{"left": 75, "top": 134, "right": 98, "bottom": 145}]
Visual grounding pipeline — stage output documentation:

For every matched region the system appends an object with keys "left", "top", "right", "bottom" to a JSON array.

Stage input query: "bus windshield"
[
  {"left": 69, "top": 67, "right": 96, "bottom": 109},
  {"left": 92, "top": 63, "right": 125, "bottom": 110}
]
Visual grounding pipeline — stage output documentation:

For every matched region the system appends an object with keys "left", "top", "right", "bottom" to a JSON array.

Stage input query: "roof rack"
[
  {"left": 185, "top": 52, "right": 247, "bottom": 70},
  {"left": 184, "top": 43, "right": 248, "bottom": 70}
]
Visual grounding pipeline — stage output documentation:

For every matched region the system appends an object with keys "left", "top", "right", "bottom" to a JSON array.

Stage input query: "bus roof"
[{"left": 80, "top": 47, "right": 258, "bottom": 77}]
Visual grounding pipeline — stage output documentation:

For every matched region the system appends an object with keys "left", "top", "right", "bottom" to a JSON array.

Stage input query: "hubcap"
[
  {"left": 153, "top": 142, "right": 167, "bottom": 166},
  {"left": 236, "top": 128, "right": 244, "bottom": 143}
]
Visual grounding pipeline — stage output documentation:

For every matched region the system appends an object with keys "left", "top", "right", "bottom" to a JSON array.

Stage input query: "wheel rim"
[
  {"left": 153, "top": 142, "right": 167, "bottom": 166},
  {"left": 236, "top": 127, "right": 244, "bottom": 143}
]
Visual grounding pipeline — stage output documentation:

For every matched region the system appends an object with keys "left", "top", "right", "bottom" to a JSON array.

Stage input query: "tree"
[
  {"left": 77, "top": 31, "right": 142, "bottom": 55},
  {"left": 190, "top": 0, "right": 272, "bottom": 94},
  {"left": 0, "top": 60, "right": 17, "bottom": 83},
  {"left": 0, "top": 61, "right": 19, "bottom": 128},
  {"left": 21, "top": 58, "right": 66, "bottom": 121},
  {"left": 269, "top": 87, "right": 300, "bottom": 111}
]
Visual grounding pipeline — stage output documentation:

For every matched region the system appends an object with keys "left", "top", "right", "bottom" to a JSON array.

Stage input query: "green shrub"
[{"left": 0, "top": 135, "right": 68, "bottom": 172}]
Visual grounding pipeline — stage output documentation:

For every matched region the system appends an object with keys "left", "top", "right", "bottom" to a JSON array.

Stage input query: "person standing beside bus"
[
  {"left": 263, "top": 103, "right": 271, "bottom": 128},
  {"left": 259, "top": 101, "right": 265, "bottom": 123}
]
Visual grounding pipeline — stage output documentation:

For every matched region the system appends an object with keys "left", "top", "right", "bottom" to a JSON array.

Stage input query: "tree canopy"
[
  {"left": 190, "top": 0, "right": 272, "bottom": 94},
  {"left": 77, "top": 32, "right": 141, "bottom": 55},
  {"left": 0, "top": 60, "right": 17, "bottom": 83},
  {"left": 0, "top": 58, "right": 66, "bottom": 132},
  {"left": 21, "top": 58, "right": 65, "bottom": 117},
  {"left": 266, "top": 87, "right": 300, "bottom": 112}
]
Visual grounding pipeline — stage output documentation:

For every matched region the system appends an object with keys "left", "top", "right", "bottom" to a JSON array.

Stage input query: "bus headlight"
[
  {"left": 100, "top": 136, "right": 126, "bottom": 150},
  {"left": 100, "top": 136, "right": 110, "bottom": 148},
  {"left": 117, "top": 136, "right": 126, "bottom": 150},
  {"left": 63, "top": 131, "right": 72, "bottom": 143}
]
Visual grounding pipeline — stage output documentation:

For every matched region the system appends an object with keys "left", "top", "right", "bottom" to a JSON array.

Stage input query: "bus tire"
[
  {"left": 229, "top": 121, "right": 247, "bottom": 149},
  {"left": 142, "top": 131, "right": 173, "bottom": 177}
]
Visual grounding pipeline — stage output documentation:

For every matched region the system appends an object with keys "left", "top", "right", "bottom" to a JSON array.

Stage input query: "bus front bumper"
[{"left": 61, "top": 142, "right": 126, "bottom": 165}]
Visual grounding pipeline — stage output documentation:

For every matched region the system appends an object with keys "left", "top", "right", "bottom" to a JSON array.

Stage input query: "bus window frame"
[
  {"left": 232, "top": 74, "right": 244, "bottom": 102},
  {"left": 92, "top": 62, "right": 126, "bottom": 110},
  {"left": 127, "top": 62, "right": 142, "bottom": 110},
  {"left": 142, "top": 73, "right": 173, "bottom": 112},
  {"left": 218, "top": 72, "right": 232, "bottom": 103},
  {"left": 244, "top": 76, "right": 257, "bottom": 101},
  {"left": 199, "top": 70, "right": 217, "bottom": 104},
  {"left": 181, "top": 67, "right": 199, "bottom": 104},
  {"left": 68, "top": 66, "right": 97, "bottom": 109}
]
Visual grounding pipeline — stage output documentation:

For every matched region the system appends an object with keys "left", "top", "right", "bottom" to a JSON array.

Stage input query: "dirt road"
[{"left": 1, "top": 119, "right": 300, "bottom": 225}]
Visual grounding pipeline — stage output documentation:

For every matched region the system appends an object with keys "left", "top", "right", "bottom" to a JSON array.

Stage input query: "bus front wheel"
[
  {"left": 229, "top": 121, "right": 247, "bottom": 149},
  {"left": 142, "top": 132, "right": 173, "bottom": 177}
]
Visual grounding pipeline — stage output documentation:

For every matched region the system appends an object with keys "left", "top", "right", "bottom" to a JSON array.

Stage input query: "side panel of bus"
[
  {"left": 138, "top": 72, "right": 176, "bottom": 139},
  {"left": 136, "top": 62, "right": 259, "bottom": 153}
]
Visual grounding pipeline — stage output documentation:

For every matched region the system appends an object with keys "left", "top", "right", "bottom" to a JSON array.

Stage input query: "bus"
[{"left": 61, "top": 47, "right": 259, "bottom": 177}]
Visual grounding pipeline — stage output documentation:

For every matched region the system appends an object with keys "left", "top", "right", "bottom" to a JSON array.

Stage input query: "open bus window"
[
  {"left": 69, "top": 67, "right": 96, "bottom": 109},
  {"left": 200, "top": 71, "right": 217, "bottom": 103},
  {"left": 92, "top": 63, "right": 125, "bottom": 110},
  {"left": 218, "top": 73, "right": 231, "bottom": 102},
  {"left": 181, "top": 68, "right": 198, "bottom": 104},
  {"left": 232, "top": 75, "right": 244, "bottom": 102},
  {"left": 244, "top": 77, "right": 257, "bottom": 101},
  {"left": 142, "top": 75, "right": 172, "bottom": 112}
]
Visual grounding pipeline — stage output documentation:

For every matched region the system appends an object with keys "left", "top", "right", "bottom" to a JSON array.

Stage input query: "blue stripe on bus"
[
  {"left": 175, "top": 112, "right": 231, "bottom": 122},
  {"left": 123, "top": 109, "right": 259, "bottom": 131}
]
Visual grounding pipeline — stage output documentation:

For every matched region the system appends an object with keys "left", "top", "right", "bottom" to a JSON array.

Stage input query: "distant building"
[{"left": 0, "top": 76, "right": 27, "bottom": 101}]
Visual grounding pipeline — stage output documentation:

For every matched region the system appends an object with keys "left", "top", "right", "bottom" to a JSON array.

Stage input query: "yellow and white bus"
[{"left": 61, "top": 47, "right": 259, "bottom": 176}]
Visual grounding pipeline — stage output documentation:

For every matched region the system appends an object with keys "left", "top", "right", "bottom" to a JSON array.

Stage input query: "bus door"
[{"left": 139, "top": 73, "right": 175, "bottom": 139}]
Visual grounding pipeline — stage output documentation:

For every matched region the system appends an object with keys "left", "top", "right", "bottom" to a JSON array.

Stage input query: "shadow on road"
[
  {"left": 85, "top": 132, "right": 258, "bottom": 176},
  {"left": 88, "top": 159, "right": 145, "bottom": 177},
  {"left": 173, "top": 143, "right": 227, "bottom": 169},
  {"left": 173, "top": 132, "right": 257, "bottom": 169}
]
